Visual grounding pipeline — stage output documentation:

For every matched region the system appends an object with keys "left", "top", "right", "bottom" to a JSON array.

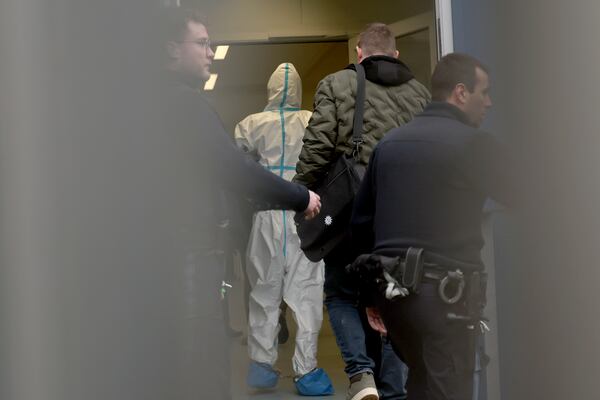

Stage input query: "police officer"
[
  {"left": 351, "top": 53, "right": 509, "bottom": 400},
  {"left": 160, "top": 8, "right": 321, "bottom": 400}
]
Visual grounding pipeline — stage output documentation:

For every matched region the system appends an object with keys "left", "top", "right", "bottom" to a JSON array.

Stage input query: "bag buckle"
[{"left": 351, "top": 138, "right": 363, "bottom": 160}]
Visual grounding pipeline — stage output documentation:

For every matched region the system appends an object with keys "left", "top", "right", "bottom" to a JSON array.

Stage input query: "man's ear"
[
  {"left": 394, "top": 50, "right": 399, "bottom": 59},
  {"left": 166, "top": 41, "right": 180, "bottom": 60},
  {"left": 356, "top": 46, "right": 363, "bottom": 62},
  {"left": 455, "top": 83, "right": 468, "bottom": 104}
]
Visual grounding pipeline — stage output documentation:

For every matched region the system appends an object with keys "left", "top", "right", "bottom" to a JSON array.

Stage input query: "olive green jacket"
[{"left": 294, "top": 58, "right": 430, "bottom": 187}]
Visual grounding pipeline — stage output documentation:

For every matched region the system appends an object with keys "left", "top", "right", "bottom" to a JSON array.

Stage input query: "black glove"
[{"left": 346, "top": 254, "right": 400, "bottom": 306}]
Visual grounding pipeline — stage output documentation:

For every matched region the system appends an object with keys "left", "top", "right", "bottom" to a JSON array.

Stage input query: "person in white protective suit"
[{"left": 235, "top": 63, "right": 334, "bottom": 396}]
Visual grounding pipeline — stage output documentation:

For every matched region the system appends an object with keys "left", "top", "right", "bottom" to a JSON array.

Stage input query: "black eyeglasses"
[{"left": 180, "top": 38, "right": 212, "bottom": 50}]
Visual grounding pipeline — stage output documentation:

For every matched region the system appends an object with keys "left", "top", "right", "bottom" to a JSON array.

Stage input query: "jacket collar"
[
  {"left": 346, "top": 55, "right": 414, "bottom": 86},
  {"left": 419, "top": 101, "right": 472, "bottom": 126},
  {"left": 165, "top": 69, "right": 204, "bottom": 94}
]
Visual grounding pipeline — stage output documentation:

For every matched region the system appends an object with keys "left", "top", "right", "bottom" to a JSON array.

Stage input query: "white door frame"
[{"left": 435, "top": 0, "right": 454, "bottom": 56}]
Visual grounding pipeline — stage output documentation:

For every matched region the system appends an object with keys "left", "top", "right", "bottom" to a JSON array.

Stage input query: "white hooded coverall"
[{"left": 235, "top": 63, "right": 325, "bottom": 377}]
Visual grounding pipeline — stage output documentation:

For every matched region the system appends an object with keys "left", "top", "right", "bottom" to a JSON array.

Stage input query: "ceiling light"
[
  {"left": 204, "top": 74, "right": 218, "bottom": 91},
  {"left": 214, "top": 45, "right": 229, "bottom": 60}
]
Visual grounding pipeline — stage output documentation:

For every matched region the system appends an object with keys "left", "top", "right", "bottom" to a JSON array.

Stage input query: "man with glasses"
[
  {"left": 160, "top": 7, "right": 321, "bottom": 400},
  {"left": 166, "top": 15, "right": 214, "bottom": 84}
]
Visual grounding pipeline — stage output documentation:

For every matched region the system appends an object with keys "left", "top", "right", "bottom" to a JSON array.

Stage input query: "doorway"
[{"left": 200, "top": 5, "right": 441, "bottom": 400}]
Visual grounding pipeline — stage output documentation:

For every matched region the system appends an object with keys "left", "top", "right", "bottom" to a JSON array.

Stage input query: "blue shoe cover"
[
  {"left": 294, "top": 368, "right": 334, "bottom": 396},
  {"left": 247, "top": 361, "right": 279, "bottom": 389}
]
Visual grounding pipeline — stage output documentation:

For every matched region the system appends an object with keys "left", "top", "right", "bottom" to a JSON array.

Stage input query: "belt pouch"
[
  {"left": 401, "top": 247, "right": 425, "bottom": 293},
  {"left": 466, "top": 272, "right": 487, "bottom": 318}
]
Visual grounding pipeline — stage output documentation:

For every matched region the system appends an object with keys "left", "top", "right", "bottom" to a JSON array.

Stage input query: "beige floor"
[{"left": 229, "top": 300, "right": 348, "bottom": 399}]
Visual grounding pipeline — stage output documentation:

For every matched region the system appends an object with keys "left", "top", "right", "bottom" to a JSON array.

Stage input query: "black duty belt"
[
  {"left": 383, "top": 248, "right": 482, "bottom": 304},
  {"left": 347, "top": 249, "right": 490, "bottom": 331}
]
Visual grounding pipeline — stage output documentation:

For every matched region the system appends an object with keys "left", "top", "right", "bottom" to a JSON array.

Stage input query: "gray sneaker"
[{"left": 346, "top": 372, "right": 379, "bottom": 400}]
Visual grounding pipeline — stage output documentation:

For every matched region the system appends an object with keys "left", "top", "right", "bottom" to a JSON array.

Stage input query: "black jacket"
[
  {"left": 352, "top": 102, "right": 509, "bottom": 265},
  {"left": 159, "top": 79, "right": 309, "bottom": 250}
]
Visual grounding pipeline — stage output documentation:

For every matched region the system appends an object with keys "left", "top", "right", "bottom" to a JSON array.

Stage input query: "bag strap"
[{"left": 352, "top": 63, "right": 366, "bottom": 159}]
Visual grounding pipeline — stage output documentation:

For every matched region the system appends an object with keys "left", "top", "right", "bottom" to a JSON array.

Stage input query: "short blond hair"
[{"left": 357, "top": 23, "right": 396, "bottom": 57}]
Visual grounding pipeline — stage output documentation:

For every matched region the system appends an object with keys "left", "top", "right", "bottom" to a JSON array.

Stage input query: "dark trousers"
[
  {"left": 379, "top": 283, "right": 476, "bottom": 400},
  {"left": 178, "top": 250, "right": 231, "bottom": 400}
]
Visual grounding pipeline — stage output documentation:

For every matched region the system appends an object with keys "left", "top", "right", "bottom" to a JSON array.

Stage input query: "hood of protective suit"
[{"left": 265, "top": 63, "right": 302, "bottom": 111}]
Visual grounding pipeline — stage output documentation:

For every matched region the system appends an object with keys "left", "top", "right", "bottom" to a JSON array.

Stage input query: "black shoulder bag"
[{"left": 295, "top": 64, "right": 367, "bottom": 262}]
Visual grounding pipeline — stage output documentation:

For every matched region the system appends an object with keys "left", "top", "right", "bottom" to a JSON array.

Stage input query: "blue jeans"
[
  {"left": 378, "top": 335, "right": 409, "bottom": 400},
  {"left": 324, "top": 251, "right": 407, "bottom": 400}
]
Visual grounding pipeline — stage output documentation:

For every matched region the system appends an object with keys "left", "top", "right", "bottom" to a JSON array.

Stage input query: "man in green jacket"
[{"left": 293, "top": 23, "right": 430, "bottom": 400}]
